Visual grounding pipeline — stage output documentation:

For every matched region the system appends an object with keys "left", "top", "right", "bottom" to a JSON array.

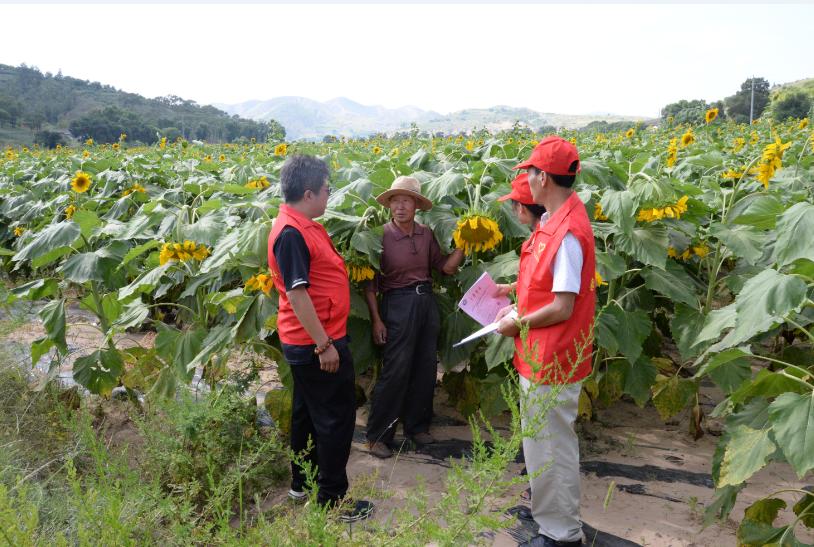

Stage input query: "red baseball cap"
[
  {"left": 514, "top": 136, "right": 581, "bottom": 175},
  {"left": 497, "top": 173, "right": 535, "bottom": 205}
]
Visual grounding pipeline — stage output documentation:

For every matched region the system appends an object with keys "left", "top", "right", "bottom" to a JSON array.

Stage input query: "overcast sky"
[{"left": 2, "top": 3, "right": 812, "bottom": 117}]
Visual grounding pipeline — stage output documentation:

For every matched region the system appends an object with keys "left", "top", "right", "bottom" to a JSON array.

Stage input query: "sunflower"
[
  {"left": 757, "top": 137, "right": 791, "bottom": 189},
  {"left": 65, "top": 204, "right": 76, "bottom": 220},
  {"left": 347, "top": 263, "right": 375, "bottom": 284},
  {"left": 219, "top": 154, "right": 226, "bottom": 162},
  {"left": 82, "top": 150, "right": 90, "bottom": 159},
  {"left": 245, "top": 176, "right": 270, "bottom": 190},
  {"left": 465, "top": 140, "right": 475, "bottom": 152},
  {"left": 666, "top": 138, "right": 678, "bottom": 167},
  {"left": 120, "top": 133, "right": 127, "bottom": 141},
  {"left": 123, "top": 183, "right": 146, "bottom": 196},
  {"left": 733, "top": 137, "right": 746, "bottom": 153},
  {"left": 71, "top": 171, "right": 92, "bottom": 193},
  {"left": 372, "top": 146, "right": 382, "bottom": 154},
  {"left": 799, "top": 118, "right": 809, "bottom": 130},
  {"left": 159, "top": 137, "right": 167, "bottom": 149},
  {"left": 13, "top": 226, "right": 25, "bottom": 237},
  {"left": 692, "top": 244, "right": 710, "bottom": 258},
  {"left": 245, "top": 273, "right": 274, "bottom": 295},
  {"left": 705, "top": 107, "right": 719, "bottom": 124},
  {"left": 159, "top": 240, "right": 210, "bottom": 265},
  {"left": 594, "top": 271, "right": 607, "bottom": 287},
  {"left": 85, "top": 138, "right": 94, "bottom": 146},
  {"left": 112, "top": 143, "right": 120, "bottom": 150},
  {"left": 667, "top": 247, "right": 679, "bottom": 259},
  {"left": 453, "top": 213, "right": 503, "bottom": 255},
  {"left": 593, "top": 202, "right": 608, "bottom": 221},
  {"left": 680, "top": 129, "right": 695, "bottom": 148},
  {"left": 625, "top": 128, "right": 635, "bottom": 139},
  {"left": 274, "top": 143, "right": 288, "bottom": 157}
]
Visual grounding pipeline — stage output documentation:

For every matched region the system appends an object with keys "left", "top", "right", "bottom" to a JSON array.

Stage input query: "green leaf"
[
  {"left": 485, "top": 334, "right": 515, "bottom": 371},
  {"left": 38, "top": 299, "right": 66, "bottom": 353},
  {"left": 30, "top": 337, "right": 54, "bottom": 367},
  {"left": 671, "top": 304, "right": 708, "bottom": 360},
  {"left": 693, "top": 304, "right": 736, "bottom": 347},
  {"left": 768, "top": 392, "right": 814, "bottom": 479},
  {"left": 695, "top": 346, "right": 753, "bottom": 394},
  {"left": 118, "top": 263, "right": 171, "bottom": 301},
  {"left": 182, "top": 212, "right": 227, "bottom": 246},
  {"left": 10, "top": 278, "right": 59, "bottom": 301},
  {"left": 599, "top": 189, "right": 636, "bottom": 233},
  {"left": 596, "top": 305, "right": 651, "bottom": 364},
  {"left": 614, "top": 224, "right": 668, "bottom": 269},
  {"left": 731, "top": 368, "right": 809, "bottom": 404},
  {"left": 73, "top": 349, "right": 124, "bottom": 396},
  {"left": 120, "top": 240, "right": 163, "bottom": 267},
  {"left": 71, "top": 209, "right": 101, "bottom": 239},
  {"left": 744, "top": 497, "right": 787, "bottom": 525},
  {"left": 737, "top": 520, "right": 789, "bottom": 547},
  {"left": 731, "top": 194, "right": 784, "bottom": 229},
  {"left": 174, "top": 327, "right": 206, "bottom": 380},
  {"left": 423, "top": 170, "right": 466, "bottom": 203},
  {"left": 623, "top": 357, "right": 657, "bottom": 407},
  {"left": 60, "top": 252, "right": 114, "bottom": 284},
  {"left": 724, "top": 269, "right": 808, "bottom": 349},
  {"left": 641, "top": 262, "right": 699, "bottom": 308},
  {"left": 350, "top": 228, "right": 383, "bottom": 270},
  {"left": 651, "top": 374, "right": 696, "bottom": 420},
  {"left": 714, "top": 224, "right": 766, "bottom": 265},
  {"left": 595, "top": 251, "right": 626, "bottom": 282},
  {"left": 186, "top": 325, "right": 232, "bottom": 371},
  {"left": 792, "top": 492, "right": 814, "bottom": 528},
  {"left": 12, "top": 221, "right": 81, "bottom": 265},
  {"left": 773, "top": 201, "right": 814, "bottom": 266},
  {"left": 347, "top": 317, "right": 376, "bottom": 375},
  {"left": 718, "top": 425, "right": 776, "bottom": 487},
  {"left": 703, "top": 484, "right": 742, "bottom": 527},
  {"left": 111, "top": 300, "right": 149, "bottom": 331}
]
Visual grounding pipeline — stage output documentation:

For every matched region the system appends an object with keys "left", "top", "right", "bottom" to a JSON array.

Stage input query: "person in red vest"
[
  {"left": 494, "top": 137, "right": 596, "bottom": 547},
  {"left": 267, "top": 155, "right": 373, "bottom": 523}
]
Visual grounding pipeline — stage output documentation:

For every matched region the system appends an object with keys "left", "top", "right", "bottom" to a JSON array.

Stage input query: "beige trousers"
[{"left": 520, "top": 376, "right": 583, "bottom": 543}]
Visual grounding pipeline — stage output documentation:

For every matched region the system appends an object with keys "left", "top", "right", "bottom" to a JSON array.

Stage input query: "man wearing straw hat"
[{"left": 364, "top": 175, "right": 465, "bottom": 459}]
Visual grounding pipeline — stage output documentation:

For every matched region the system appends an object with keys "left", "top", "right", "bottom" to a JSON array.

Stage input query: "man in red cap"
[{"left": 495, "top": 136, "right": 596, "bottom": 547}]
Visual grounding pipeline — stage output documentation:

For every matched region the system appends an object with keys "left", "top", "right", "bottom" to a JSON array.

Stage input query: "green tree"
[
  {"left": 34, "top": 130, "right": 67, "bottom": 149},
  {"left": 725, "top": 77, "right": 770, "bottom": 123},
  {"left": 773, "top": 91, "right": 812, "bottom": 121},
  {"left": 660, "top": 99, "right": 708, "bottom": 124}
]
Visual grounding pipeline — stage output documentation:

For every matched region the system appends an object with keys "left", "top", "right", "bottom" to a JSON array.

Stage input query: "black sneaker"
[
  {"left": 337, "top": 499, "right": 375, "bottom": 523},
  {"left": 519, "top": 533, "right": 583, "bottom": 547}
]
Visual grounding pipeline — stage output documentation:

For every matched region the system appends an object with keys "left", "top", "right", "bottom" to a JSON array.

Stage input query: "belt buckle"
[{"left": 416, "top": 284, "right": 429, "bottom": 295}]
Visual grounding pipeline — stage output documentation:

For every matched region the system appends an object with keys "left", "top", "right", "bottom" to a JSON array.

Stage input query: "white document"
[
  {"left": 453, "top": 310, "right": 517, "bottom": 348},
  {"left": 458, "top": 271, "right": 511, "bottom": 326}
]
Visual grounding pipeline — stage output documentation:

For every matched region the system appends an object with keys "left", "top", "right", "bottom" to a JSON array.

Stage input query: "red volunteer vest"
[
  {"left": 514, "top": 192, "right": 596, "bottom": 384},
  {"left": 267, "top": 204, "right": 350, "bottom": 345}
]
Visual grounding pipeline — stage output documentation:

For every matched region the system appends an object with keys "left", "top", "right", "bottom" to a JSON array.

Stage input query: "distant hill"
[
  {"left": 0, "top": 64, "right": 284, "bottom": 147},
  {"left": 216, "top": 97, "right": 647, "bottom": 140}
]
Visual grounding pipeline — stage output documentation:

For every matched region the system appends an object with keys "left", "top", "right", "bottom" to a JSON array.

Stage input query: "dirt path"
[{"left": 3, "top": 305, "right": 811, "bottom": 546}]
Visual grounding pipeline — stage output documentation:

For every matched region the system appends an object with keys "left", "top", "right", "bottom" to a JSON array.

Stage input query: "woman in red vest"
[
  {"left": 267, "top": 155, "right": 373, "bottom": 523},
  {"left": 494, "top": 137, "right": 596, "bottom": 547}
]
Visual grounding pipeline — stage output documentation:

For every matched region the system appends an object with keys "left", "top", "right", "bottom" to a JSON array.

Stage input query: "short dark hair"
[
  {"left": 529, "top": 161, "right": 579, "bottom": 188},
  {"left": 280, "top": 155, "right": 330, "bottom": 203},
  {"left": 512, "top": 199, "right": 547, "bottom": 219}
]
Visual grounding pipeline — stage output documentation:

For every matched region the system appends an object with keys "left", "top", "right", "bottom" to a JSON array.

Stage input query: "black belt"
[{"left": 385, "top": 282, "right": 433, "bottom": 296}]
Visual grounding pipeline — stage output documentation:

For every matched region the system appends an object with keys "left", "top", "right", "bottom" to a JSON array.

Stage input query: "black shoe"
[
  {"left": 519, "top": 533, "right": 582, "bottom": 547},
  {"left": 337, "top": 499, "right": 375, "bottom": 523}
]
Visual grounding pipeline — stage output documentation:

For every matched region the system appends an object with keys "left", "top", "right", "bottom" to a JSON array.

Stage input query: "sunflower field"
[{"left": 2, "top": 114, "right": 814, "bottom": 542}]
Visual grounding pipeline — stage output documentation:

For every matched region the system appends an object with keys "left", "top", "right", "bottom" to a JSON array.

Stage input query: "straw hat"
[{"left": 375, "top": 176, "right": 433, "bottom": 211}]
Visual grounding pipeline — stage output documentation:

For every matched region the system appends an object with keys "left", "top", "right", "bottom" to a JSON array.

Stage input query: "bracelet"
[{"left": 314, "top": 337, "right": 334, "bottom": 355}]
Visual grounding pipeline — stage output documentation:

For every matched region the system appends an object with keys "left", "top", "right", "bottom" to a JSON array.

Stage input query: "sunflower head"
[
  {"left": 347, "top": 263, "right": 375, "bottom": 284},
  {"left": 798, "top": 118, "right": 809, "bottom": 130},
  {"left": 71, "top": 171, "right": 92, "bottom": 193},
  {"left": 274, "top": 143, "right": 288, "bottom": 157},
  {"left": 453, "top": 213, "right": 503, "bottom": 255},
  {"left": 625, "top": 128, "right": 635, "bottom": 139},
  {"left": 65, "top": 204, "right": 77, "bottom": 220},
  {"left": 13, "top": 226, "right": 25, "bottom": 237},
  {"left": 705, "top": 107, "right": 719, "bottom": 124},
  {"left": 680, "top": 130, "right": 695, "bottom": 148}
]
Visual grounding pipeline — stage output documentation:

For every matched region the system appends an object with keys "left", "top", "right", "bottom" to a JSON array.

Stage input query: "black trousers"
[
  {"left": 282, "top": 336, "right": 355, "bottom": 505},
  {"left": 366, "top": 286, "right": 440, "bottom": 444}
]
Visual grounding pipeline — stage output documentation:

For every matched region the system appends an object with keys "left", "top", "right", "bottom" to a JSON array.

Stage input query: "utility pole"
[{"left": 749, "top": 76, "right": 755, "bottom": 124}]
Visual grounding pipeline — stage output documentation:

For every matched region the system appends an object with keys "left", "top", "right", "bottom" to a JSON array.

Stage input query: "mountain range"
[{"left": 215, "top": 96, "right": 647, "bottom": 140}]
